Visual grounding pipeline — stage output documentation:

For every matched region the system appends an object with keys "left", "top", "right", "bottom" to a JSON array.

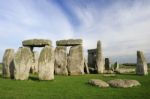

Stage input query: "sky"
[{"left": 0, "top": 0, "right": 150, "bottom": 63}]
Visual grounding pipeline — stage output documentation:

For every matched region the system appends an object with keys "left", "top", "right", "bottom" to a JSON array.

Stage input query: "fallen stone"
[
  {"left": 108, "top": 79, "right": 141, "bottom": 88},
  {"left": 67, "top": 45, "right": 84, "bottom": 75},
  {"left": 22, "top": 39, "right": 52, "bottom": 47},
  {"left": 2, "top": 49, "right": 15, "bottom": 78},
  {"left": 56, "top": 39, "right": 82, "bottom": 46},
  {"left": 89, "top": 79, "right": 109, "bottom": 88},
  {"left": 38, "top": 46, "right": 55, "bottom": 80},
  {"left": 54, "top": 46, "right": 68, "bottom": 75},
  {"left": 103, "top": 70, "right": 114, "bottom": 74},
  {"left": 103, "top": 74, "right": 116, "bottom": 77},
  {"left": 14, "top": 47, "right": 33, "bottom": 80},
  {"left": 115, "top": 68, "right": 135, "bottom": 74},
  {"left": 96, "top": 40, "right": 104, "bottom": 73},
  {"left": 136, "top": 51, "right": 148, "bottom": 75}
]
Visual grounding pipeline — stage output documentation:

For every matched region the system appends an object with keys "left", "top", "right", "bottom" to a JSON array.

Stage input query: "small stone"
[
  {"left": 56, "top": 39, "right": 82, "bottom": 46},
  {"left": 108, "top": 79, "right": 141, "bottom": 88},
  {"left": 2, "top": 49, "right": 15, "bottom": 78},
  {"left": 22, "top": 39, "right": 52, "bottom": 47},
  {"left": 38, "top": 46, "right": 55, "bottom": 80},
  {"left": 89, "top": 79, "right": 109, "bottom": 88}
]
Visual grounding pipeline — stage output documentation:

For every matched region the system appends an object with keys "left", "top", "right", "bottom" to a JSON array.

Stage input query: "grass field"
[{"left": 0, "top": 64, "right": 150, "bottom": 99}]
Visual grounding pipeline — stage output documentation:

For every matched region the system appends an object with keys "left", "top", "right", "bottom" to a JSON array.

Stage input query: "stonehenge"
[
  {"left": 136, "top": 51, "right": 148, "bottom": 75},
  {"left": 1, "top": 39, "right": 149, "bottom": 81}
]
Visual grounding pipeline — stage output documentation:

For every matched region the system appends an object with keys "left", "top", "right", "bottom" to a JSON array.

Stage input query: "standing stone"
[
  {"left": 67, "top": 45, "right": 84, "bottom": 75},
  {"left": 14, "top": 47, "right": 33, "bottom": 80},
  {"left": 114, "top": 61, "right": 119, "bottom": 70},
  {"left": 30, "top": 51, "right": 39, "bottom": 74},
  {"left": 38, "top": 46, "right": 55, "bottom": 80},
  {"left": 54, "top": 46, "right": 68, "bottom": 75},
  {"left": 105, "top": 58, "right": 111, "bottom": 70},
  {"left": 136, "top": 51, "right": 148, "bottom": 75},
  {"left": 96, "top": 40, "right": 104, "bottom": 73},
  {"left": 84, "top": 58, "right": 89, "bottom": 74},
  {"left": 2, "top": 49, "right": 15, "bottom": 78}
]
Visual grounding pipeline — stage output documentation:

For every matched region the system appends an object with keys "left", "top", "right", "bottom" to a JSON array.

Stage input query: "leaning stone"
[
  {"left": 108, "top": 79, "right": 141, "bottom": 88},
  {"left": 30, "top": 51, "right": 39, "bottom": 74},
  {"left": 2, "top": 49, "right": 15, "bottom": 78},
  {"left": 38, "top": 46, "right": 55, "bottom": 80},
  {"left": 67, "top": 45, "right": 84, "bottom": 75},
  {"left": 84, "top": 58, "right": 89, "bottom": 74},
  {"left": 22, "top": 39, "right": 52, "bottom": 47},
  {"left": 105, "top": 58, "right": 111, "bottom": 70},
  {"left": 89, "top": 79, "right": 109, "bottom": 88},
  {"left": 54, "top": 46, "right": 68, "bottom": 75},
  {"left": 136, "top": 51, "right": 148, "bottom": 75},
  {"left": 96, "top": 40, "right": 104, "bottom": 73},
  {"left": 14, "top": 47, "right": 33, "bottom": 80},
  {"left": 56, "top": 39, "right": 82, "bottom": 46}
]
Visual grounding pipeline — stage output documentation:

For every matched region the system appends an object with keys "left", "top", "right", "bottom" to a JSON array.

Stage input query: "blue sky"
[{"left": 0, "top": 0, "right": 150, "bottom": 63}]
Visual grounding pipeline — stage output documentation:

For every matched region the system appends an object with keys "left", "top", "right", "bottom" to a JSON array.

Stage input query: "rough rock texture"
[
  {"left": 84, "top": 58, "right": 89, "bottom": 74},
  {"left": 89, "top": 79, "right": 109, "bottom": 88},
  {"left": 30, "top": 51, "right": 39, "bottom": 74},
  {"left": 14, "top": 47, "right": 33, "bottom": 80},
  {"left": 54, "top": 46, "right": 68, "bottom": 75},
  {"left": 88, "top": 49, "right": 97, "bottom": 70},
  {"left": 67, "top": 45, "right": 84, "bottom": 75},
  {"left": 136, "top": 51, "right": 148, "bottom": 75},
  {"left": 105, "top": 58, "right": 111, "bottom": 70},
  {"left": 56, "top": 39, "right": 82, "bottom": 46},
  {"left": 38, "top": 46, "right": 55, "bottom": 80},
  {"left": 115, "top": 69, "right": 135, "bottom": 74},
  {"left": 108, "top": 79, "right": 141, "bottom": 88},
  {"left": 2, "top": 49, "right": 15, "bottom": 78},
  {"left": 103, "top": 74, "right": 116, "bottom": 77},
  {"left": 96, "top": 41, "right": 104, "bottom": 73},
  {"left": 22, "top": 39, "right": 52, "bottom": 47},
  {"left": 114, "top": 62, "right": 119, "bottom": 70}
]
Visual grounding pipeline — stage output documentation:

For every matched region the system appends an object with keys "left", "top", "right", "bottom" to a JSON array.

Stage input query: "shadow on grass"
[{"left": 29, "top": 76, "right": 39, "bottom": 81}]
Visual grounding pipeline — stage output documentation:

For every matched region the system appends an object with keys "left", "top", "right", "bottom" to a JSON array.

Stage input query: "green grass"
[{"left": 0, "top": 73, "right": 150, "bottom": 99}]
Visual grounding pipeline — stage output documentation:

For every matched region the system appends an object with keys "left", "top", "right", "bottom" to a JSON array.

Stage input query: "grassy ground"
[{"left": 0, "top": 64, "right": 150, "bottom": 99}]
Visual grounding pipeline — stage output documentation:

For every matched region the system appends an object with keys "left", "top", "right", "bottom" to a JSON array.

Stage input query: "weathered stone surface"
[
  {"left": 114, "top": 61, "right": 119, "bottom": 70},
  {"left": 96, "top": 40, "right": 104, "bottom": 73},
  {"left": 115, "top": 68, "right": 135, "bottom": 74},
  {"left": 103, "top": 74, "right": 116, "bottom": 77},
  {"left": 54, "top": 46, "right": 68, "bottom": 75},
  {"left": 89, "top": 79, "right": 109, "bottom": 88},
  {"left": 2, "top": 49, "right": 15, "bottom": 78},
  {"left": 108, "top": 79, "right": 141, "bottom": 88},
  {"left": 14, "top": 47, "right": 33, "bottom": 80},
  {"left": 105, "top": 58, "right": 111, "bottom": 70},
  {"left": 84, "top": 58, "right": 89, "bottom": 74},
  {"left": 56, "top": 39, "right": 82, "bottom": 46},
  {"left": 136, "top": 51, "right": 148, "bottom": 75},
  {"left": 22, "top": 39, "right": 52, "bottom": 47},
  {"left": 88, "top": 49, "right": 97, "bottom": 70},
  {"left": 38, "top": 46, "right": 55, "bottom": 80},
  {"left": 67, "top": 45, "right": 84, "bottom": 75},
  {"left": 30, "top": 51, "right": 39, "bottom": 74},
  {"left": 103, "top": 70, "right": 114, "bottom": 74}
]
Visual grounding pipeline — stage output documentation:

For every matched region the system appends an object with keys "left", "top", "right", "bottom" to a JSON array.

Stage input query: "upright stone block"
[
  {"left": 54, "top": 46, "right": 68, "bottom": 75},
  {"left": 96, "top": 40, "right": 104, "bottom": 73},
  {"left": 67, "top": 45, "right": 84, "bottom": 75},
  {"left": 136, "top": 51, "right": 148, "bottom": 75},
  {"left": 30, "top": 51, "right": 39, "bottom": 74},
  {"left": 2, "top": 49, "right": 15, "bottom": 78},
  {"left": 14, "top": 47, "right": 33, "bottom": 80},
  {"left": 105, "top": 58, "right": 111, "bottom": 70},
  {"left": 114, "top": 61, "right": 119, "bottom": 70},
  {"left": 38, "top": 46, "right": 55, "bottom": 80},
  {"left": 84, "top": 58, "right": 89, "bottom": 74}
]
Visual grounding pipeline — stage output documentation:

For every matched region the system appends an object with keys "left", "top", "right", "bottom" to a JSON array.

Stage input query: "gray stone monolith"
[
  {"left": 105, "top": 58, "right": 111, "bottom": 70},
  {"left": 14, "top": 47, "right": 33, "bottom": 80},
  {"left": 114, "top": 61, "right": 119, "bottom": 70},
  {"left": 54, "top": 46, "right": 68, "bottom": 75},
  {"left": 136, "top": 51, "right": 148, "bottom": 75},
  {"left": 67, "top": 45, "right": 84, "bottom": 75},
  {"left": 84, "top": 58, "right": 89, "bottom": 74},
  {"left": 38, "top": 46, "right": 55, "bottom": 80},
  {"left": 2, "top": 49, "right": 15, "bottom": 78},
  {"left": 30, "top": 51, "right": 39, "bottom": 74},
  {"left": 96, "top": 40, "right": 104, "bottom": 73}
]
